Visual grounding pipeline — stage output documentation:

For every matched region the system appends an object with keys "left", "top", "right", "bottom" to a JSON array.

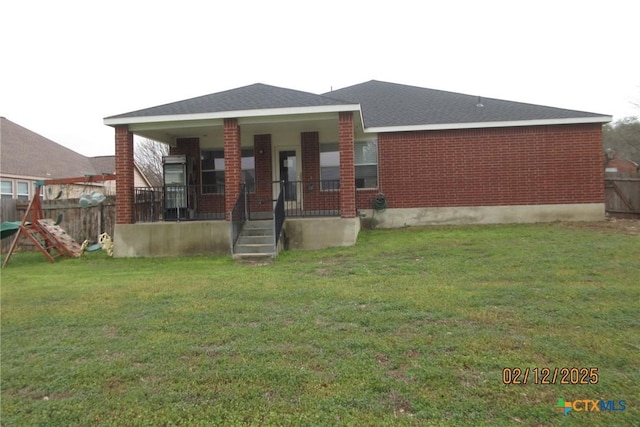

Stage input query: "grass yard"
[{"left": 1, "top": 222, "right": 639, "bottom": 426}]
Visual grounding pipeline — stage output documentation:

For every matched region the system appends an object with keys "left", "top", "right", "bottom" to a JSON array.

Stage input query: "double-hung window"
[
  {"left": 17, "top": 181, "right": 30, "bottom": 200},
  {"left": 1, "top": 181, "right": 13, "bottom": 199},
  {"left": 201, "top": 149, "right": 256, "bottom": 194},
  {"left": 354, "top": 140, "right": 378, "bottom": 189},
  {"left": 320, "top": 143, "right": 340, "bottom": 190},
  {"left": 319, "top": 140, "right": 378, "bottom": 189},
  {"left": 201, "top": 150, "right": 225, "bottom": 194}
]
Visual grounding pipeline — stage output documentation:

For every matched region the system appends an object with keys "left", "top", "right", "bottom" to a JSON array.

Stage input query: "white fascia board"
[
  {"left": 1, "top": 173, "right": 47, "bottom": 181},
  {"left": 364, "top": 116, "right": 613, "bottom": 133},
  {"left": 128, "top": 119, "right": 222, "bottom": 132},
  {"left": 103, "top": 104, "right": 361, "bottom": 127}
]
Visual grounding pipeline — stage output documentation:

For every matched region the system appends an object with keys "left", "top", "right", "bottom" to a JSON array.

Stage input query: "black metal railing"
[
  {"left": 133, "top": 179, "right": 340, "bottom": 224},
  {"left": 230, "top": 184, "right": 247, "bottom": 251},
  {"left": 274, "top": 182, "right": 285, "bottom": 250},
  {"left": 134, "top": 185, "right": 225, "bottom": 223},
  {"left": 280, "top": 180, "right": 340, "bottom": 217}
]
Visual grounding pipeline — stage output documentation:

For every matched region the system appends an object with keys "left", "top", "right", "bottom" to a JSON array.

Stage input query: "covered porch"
[{"left": 105, "top": 89, "right": 370, "bottom": 257}]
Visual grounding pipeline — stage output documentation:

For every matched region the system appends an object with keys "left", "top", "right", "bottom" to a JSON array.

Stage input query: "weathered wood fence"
[
  {"left": 605, "top": 173, "right": 640, "bottom": 219},
  {"left": 1, "top": 197, "right": 115, "bottom": 253}
]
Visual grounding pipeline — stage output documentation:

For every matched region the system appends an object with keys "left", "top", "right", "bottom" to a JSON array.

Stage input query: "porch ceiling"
[{"left": 129, "top": 111, "right": 365, "bottom": 147}]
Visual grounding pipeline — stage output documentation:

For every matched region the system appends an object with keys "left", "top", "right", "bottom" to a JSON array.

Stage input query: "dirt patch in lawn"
[{"left": 560, "top": 218, "right": 640, "bottom": 236}]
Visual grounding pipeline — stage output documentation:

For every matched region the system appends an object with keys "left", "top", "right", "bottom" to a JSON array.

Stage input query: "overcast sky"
[{"left": 2, "top": 0, "right": 638, "bottom": 157}]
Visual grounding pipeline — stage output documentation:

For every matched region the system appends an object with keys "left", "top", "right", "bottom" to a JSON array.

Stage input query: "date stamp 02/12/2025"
[{"left": 501, "top": 367, "right": 599, "bottom": 385}]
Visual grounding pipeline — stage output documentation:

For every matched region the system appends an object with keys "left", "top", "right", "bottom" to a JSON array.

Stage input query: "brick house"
[
  {"left": 604, "top": 149, "right": 639, "bottom": 174},
  {"left": 104, "top": 81, "right": 610, "bottom": 258}
]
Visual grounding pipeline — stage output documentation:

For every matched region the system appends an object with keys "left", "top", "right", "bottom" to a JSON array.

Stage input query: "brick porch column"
[
  {"left": 339, "top": 111, "right": 356, "bottom": 218},
  {"left": 115, "top": 125, "right": 134, "bottom": 224},
  {"left": 224, "top": 118, "right": 242, "bottom": 220}
]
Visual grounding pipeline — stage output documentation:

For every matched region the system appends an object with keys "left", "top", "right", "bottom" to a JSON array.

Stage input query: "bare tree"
[
  {"left": 135, "top": 138, "right": 169, "bottom": 186},
  {"left": 603, "top": 116, "right": 640, "bottom": 163}
]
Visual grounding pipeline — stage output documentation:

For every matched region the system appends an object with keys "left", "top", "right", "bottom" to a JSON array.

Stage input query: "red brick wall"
[
  {"left": 367, "top": 124, "right": 604, "bottom": 209},
  {"left": 171, "top": 138, "right": 200, "bottom": 173},
  {"left": 356, "top": 189, "right": 379, "bottom": 210},
  {"left": 339, "top": 112, "right": 356, "bottom": 218},
  {"left": 606, "top": 157, "right": 639, "bottom": 174},
  {"left": 253, "top": 134, "right": 273, "bottom": 213},
  {"left": 224, "top": 119, "right": 241, "bottom": 219},
  {"left": 115, "top": 125, "right": 134, "bottom": 224}
]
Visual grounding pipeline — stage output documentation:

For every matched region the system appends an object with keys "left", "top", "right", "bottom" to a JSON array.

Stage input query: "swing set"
[{"left": 2, "top": 174, "right": 116, "bottom": 267}]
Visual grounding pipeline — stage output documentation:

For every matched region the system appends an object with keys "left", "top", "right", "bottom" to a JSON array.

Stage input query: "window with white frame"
[
  {"left": 201, "top": 150, "right": 225, "bottom": 194},
  {"left": 320, "top": 140, "right": 379, "bottom": 190},
  {"left": 355, "top": 140, "right": 378, "bottom": 189},
  {"left": 1, "top": 180, "right": 13, "bottom": 199},
  {"left": 241, "top": 148, "right": 255, "bottom": 193},
  {"left": 320, "top": 143, "right": 340, "bottom": 190},
  {"left": 17, "top": 181, "right": 30, "bottom": 200}
]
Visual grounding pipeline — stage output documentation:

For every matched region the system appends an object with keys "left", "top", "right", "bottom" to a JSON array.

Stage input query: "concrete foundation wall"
[
  {"left": 113, "top": 204, "right": 600, "bottom": 257},
  {"left": 362, "top": 203, "right": 605, "bottom": 228},
  {"left": 114, "top": 221, "right": 229, "bottom": 258},
  {"left": 283, "top": 217, "right": 361, "bottom": 250}
]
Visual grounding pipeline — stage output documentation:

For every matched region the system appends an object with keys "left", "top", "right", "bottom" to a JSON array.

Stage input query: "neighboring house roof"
[
  {"left": 106, "top": 83, "right": 355, "bottom": 120},
  {"left": 324, "top": 80, "right": 611, "bottom": 131},
  {"left": 89, "top": 156, "right": 116, "bottom": 175},
  {"left": 0, "top": 118, "right": 154, "bottom": 190},
  {"left": 1, "top": 117, "right": 97, "bottom": 180},
  {"left": 104, "top": 80, "right": 611, "bottom": 132}
]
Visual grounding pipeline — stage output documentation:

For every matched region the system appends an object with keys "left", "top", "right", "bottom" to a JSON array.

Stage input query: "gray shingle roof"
[
  {"left": 0, "top": 117, "right": 97, "bottom": 179},
  {"left": 324, "top": 80, "right": 604, "bottom": 128},
  {"left": 105, "top": 80, "right": 609, "bottom": 128},
  {"left": 89, "top": 156, "right": 115, "bottom": 175},
  {"left": 323, "top": 80, "right": 608, "bottom": 128},
  {"left": 106, "top": 83, "right": 353, "bottom": 119}
]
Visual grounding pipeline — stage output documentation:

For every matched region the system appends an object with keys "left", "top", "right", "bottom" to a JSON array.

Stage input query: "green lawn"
[{"left": 1, "top": 223, "right": 639, "bottom": 426}]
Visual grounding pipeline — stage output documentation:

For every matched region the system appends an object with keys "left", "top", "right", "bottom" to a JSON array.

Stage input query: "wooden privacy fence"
[
  {"left": 605, "top": 173, "right": 640, "bottom": 219},
  {"left": 1, "top": 197, "right": 115, "bottom": 253}
]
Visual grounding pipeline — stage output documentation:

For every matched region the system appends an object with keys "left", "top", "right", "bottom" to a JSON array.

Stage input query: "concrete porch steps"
[{"left": 232, "top": 220, "right": 277, "bottom": 260}]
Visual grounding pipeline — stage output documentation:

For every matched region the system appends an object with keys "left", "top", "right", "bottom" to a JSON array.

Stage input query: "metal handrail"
[
  {"left": 271, "top": 179, "right": 340, "bottom": 217},
  {"left": 133, "top": 178, "right": 341, "bottom": 224},
  {"left": 274, "top": 181, "right": 285, "bottom": 252},
  {"left": 230, "top": 184, "right": 247, "bottom": 253}
]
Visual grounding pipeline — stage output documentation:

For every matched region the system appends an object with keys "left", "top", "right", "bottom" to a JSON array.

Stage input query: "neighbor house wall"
[{"left": 368, "top": 123, "right": 604, "bottom": 210}]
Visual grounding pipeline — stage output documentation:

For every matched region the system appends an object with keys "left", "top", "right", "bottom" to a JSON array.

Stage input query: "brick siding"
[
  {"left": 223, "top": 119, "right": 241, "bottom": 219},
  {"left": 115, "top": 125, "right": 134, "bottom": 224},
  {"left": 339, "top": 112, "right": 356, "bottom": 218},
  {"left": 365, "top": 123, "right": 604, "bottom": 209},
  {"left": 253, "top": 134, "right": 273, "bottom": 213}
]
